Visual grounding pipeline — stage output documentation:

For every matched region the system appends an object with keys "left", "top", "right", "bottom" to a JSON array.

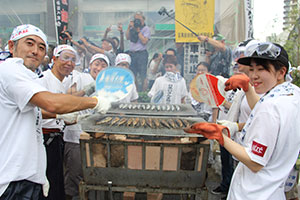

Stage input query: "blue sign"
[{"left": 95, "top": 67, "right": 134, "bottom": 102}]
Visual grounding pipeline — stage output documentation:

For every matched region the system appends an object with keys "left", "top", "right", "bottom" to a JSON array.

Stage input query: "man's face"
[
  {"left": 52, "top": 50, "right": 76, "bottom": 80},
  {"left": 89, "top": 59, "right": 108, "bottom": 79},
  {"left": 9, "top": 35, "right": 46, "bottom": 71}
]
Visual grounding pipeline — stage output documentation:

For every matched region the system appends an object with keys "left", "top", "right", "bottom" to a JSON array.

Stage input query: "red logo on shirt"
[{"left": 251, "top": 141, "right": 267, "bottom": 157}]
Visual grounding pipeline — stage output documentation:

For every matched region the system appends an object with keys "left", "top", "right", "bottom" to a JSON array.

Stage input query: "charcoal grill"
[{"left": 79, "top": 103, "right": 209, "bottom": 200}]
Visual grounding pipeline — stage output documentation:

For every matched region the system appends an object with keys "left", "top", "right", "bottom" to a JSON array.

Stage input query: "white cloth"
[
  {"left": 225, "top": 90, "right": 244, "bottom": 122},
  {"left": 148, "top": 74, "right": 188, "bottom": 104},
  {"left": 147, "top": 59, "right": 159, "bottom": 81},
  {"left": 227, "top": 82, "right": 300, "bottom": 200},
  {"left": 238, "top": 95, "right": 251, "bottom": 123},
  {"left": 218, "top": 90, "right": 237, "bottom": 120},
  {"left": 118, "top": 83, "right": 138, "bottom": 103},
  {"left": 63, "top": 70, "right": 94, "bottom": 144},
  {"left": 39, "top": 69, "right": 72, "bottom": 130},
  {"left": 0, "top": 58, "right": 48, "bottom": 196}
]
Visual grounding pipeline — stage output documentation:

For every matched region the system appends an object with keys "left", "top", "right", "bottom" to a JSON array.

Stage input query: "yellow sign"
[{"left": 175, "top": 0, "right": 215, "bottom": 43}]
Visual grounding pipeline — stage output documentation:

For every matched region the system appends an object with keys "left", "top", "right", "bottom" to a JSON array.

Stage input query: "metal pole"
[{"left": 53, "top": 0, "right": 59, "bottom": 45}]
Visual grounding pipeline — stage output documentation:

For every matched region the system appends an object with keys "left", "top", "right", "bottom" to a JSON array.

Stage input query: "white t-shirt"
[
  {"left": 228, "top": 82, "right": 300, "bottom": 200},
  {"left": 0, "top": 58, "right": 48, "bottom": 196},
  {"left": 63, "top": 70, "right": 94, "bottom": 144},
  {"left": 148, "top": 74, "right": 188, "bottom": 104},
  {"left": 238, "top": 95, "right": 251, "bottom": 123},
  {"left": 39, "top": 69, "right": 72, "bottom": 130},
  {"left": 118, "top": 83, "right": 139, "bottom": 103}
]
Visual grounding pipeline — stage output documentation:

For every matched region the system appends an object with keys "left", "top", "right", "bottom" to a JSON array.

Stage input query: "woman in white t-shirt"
[
  {"left": 148, "top": 55, "right": 188, "bottom": 104},
  {"left": 185, "top": 42, "right": 300, "bottom": 199}
]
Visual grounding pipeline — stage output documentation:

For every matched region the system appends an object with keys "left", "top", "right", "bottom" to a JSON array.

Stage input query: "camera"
[
  {"left": 59, "top": 31, "right": 72, "bottom": 40},
  {"left": 77, "top": 40, "right": 83, "bottom": 45},
  {"left": 129, "top": 29, "right": 139, "bottom": 43},
  {"left": 133, "top": 19, "right": 142, "bottom": 28},
  {"left": 158, "top": 7, "right": 167, "bottom": 16}
]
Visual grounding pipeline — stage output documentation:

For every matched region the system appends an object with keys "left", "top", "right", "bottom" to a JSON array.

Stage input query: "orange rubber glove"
[
  {"left": 184, "top": 122, "right": 229, "bottom": 146},
  {"left": 224, "top": 73, "right": 250, "bottom": 92}
]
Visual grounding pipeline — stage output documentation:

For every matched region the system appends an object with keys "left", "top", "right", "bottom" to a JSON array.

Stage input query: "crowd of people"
[{"left": 1, "top": 10, "right": 300, "bottom": 200}]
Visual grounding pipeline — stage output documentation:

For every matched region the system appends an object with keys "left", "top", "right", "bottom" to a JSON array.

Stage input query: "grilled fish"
[
  {"left": 166, "top": 105, "right": 171, "bottom": 111},
  {"left": 153, "top": 118, "right": 160, "bottom": 128},
  {"left": 175, "top": 119, "right": 184, "bottom": 128},
  {"left": 141, "top": 104, "right": 146, "bottom": 110},
  {"left": 140, "top": 118, "right": 146, "bottom": 127},
  {"left": 110, "top": 117, "right": 120, "bottom": 126},
  {"left": 96, "top": 117, "right": 113, "bottom": 125},
  {"left": 175, "top": 105, "right": 180, "bottom": 111},
  {"left": 161, "top": 105, "right": 166, "bottom": 111},
  {"left": 146, "top": 104, "right": 151, "bottom": 110},
  {"left": 132, "top": 104, "right": 137, "bottom": 109},
  {"left": 127, "top": 118, "right": 134, "bottom": 126},
  {"left": 119, "top": 104, "right": 124, "bottom": 109},
  {"left": 182, "top": 119, "right": 190, "bottom": 127},
  {"left": 146, "top": 118, "right": 153, "bottom": 128},
  {"left": 157, "top": 105, "right": 161, "bottom": 111},
  {"left": 171, "top": 105, "right": 175, "bottom": 111},
  {"left": 137, "top": 104, "right": 141, "bottom": 110},
  {"left": 128, "top": 104, "right": 133, "bottom": 109},
  {"left": 151, "top": 105, "right": 156, "bottom": 110},
  {"left": 160, "top": 119, "right": 171, "bottom": 129},
  {"left": 117, "top": 118, "right": 127, "bottom": 126},
  {"left": 132, "top": 117, "right": 139, "bottom": 127},
  {"left": 167, "top": 119, "right": 177, "bottom": 129}
]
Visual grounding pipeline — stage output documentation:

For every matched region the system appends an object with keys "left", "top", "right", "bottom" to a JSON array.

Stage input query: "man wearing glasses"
[{"left": 39, "top": 44, "right": 80, "bottom": 200}]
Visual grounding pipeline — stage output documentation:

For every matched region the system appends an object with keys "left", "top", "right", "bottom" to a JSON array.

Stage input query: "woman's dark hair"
[
  {"left": 152, "top": 53, "right": 159, "bottom": 60},
  {"left": 197, "top": 61, "right": 210, "bottom": 71},
  {"left": 252, "top": 58, "right": 287, "bottom": 76}
]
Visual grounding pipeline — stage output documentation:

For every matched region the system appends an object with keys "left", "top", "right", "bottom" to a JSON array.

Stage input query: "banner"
[
  {"left": 55, "top": 0, "right": 69, "bottom": 40},
  {"left": 245, "top": 0, "right": 253, "bottom": 39},
  {"left": 175, "top": 0, "right": 215, "bottom": 43}
]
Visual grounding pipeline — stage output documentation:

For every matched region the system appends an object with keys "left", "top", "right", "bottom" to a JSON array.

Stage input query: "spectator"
[
  {"left": 198, "top": 34, "right": 232, "bottom": 78},
  {"left": 115, "top": 53, "right": 139, "bottom": 103},
  {"left": 104, "top": 23, "right": 125, "bottom": 55},
  {"left": 190, "top": 61, "right": 218, "bottom": 122},
  {"left": 146, "top": 53, "right": 163, "bottom": 89},
  {"left": 148, "top": 55, "right": 188, "bottom": 104},
  {"left": 81, "top": 37, "right": 116, "bottom": 66},
  {"left": 156, "top": 48, "right": 182, "bottom": 76},
  {"left": 126, "top": 11, "right": 151, "bottom": 91}
]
